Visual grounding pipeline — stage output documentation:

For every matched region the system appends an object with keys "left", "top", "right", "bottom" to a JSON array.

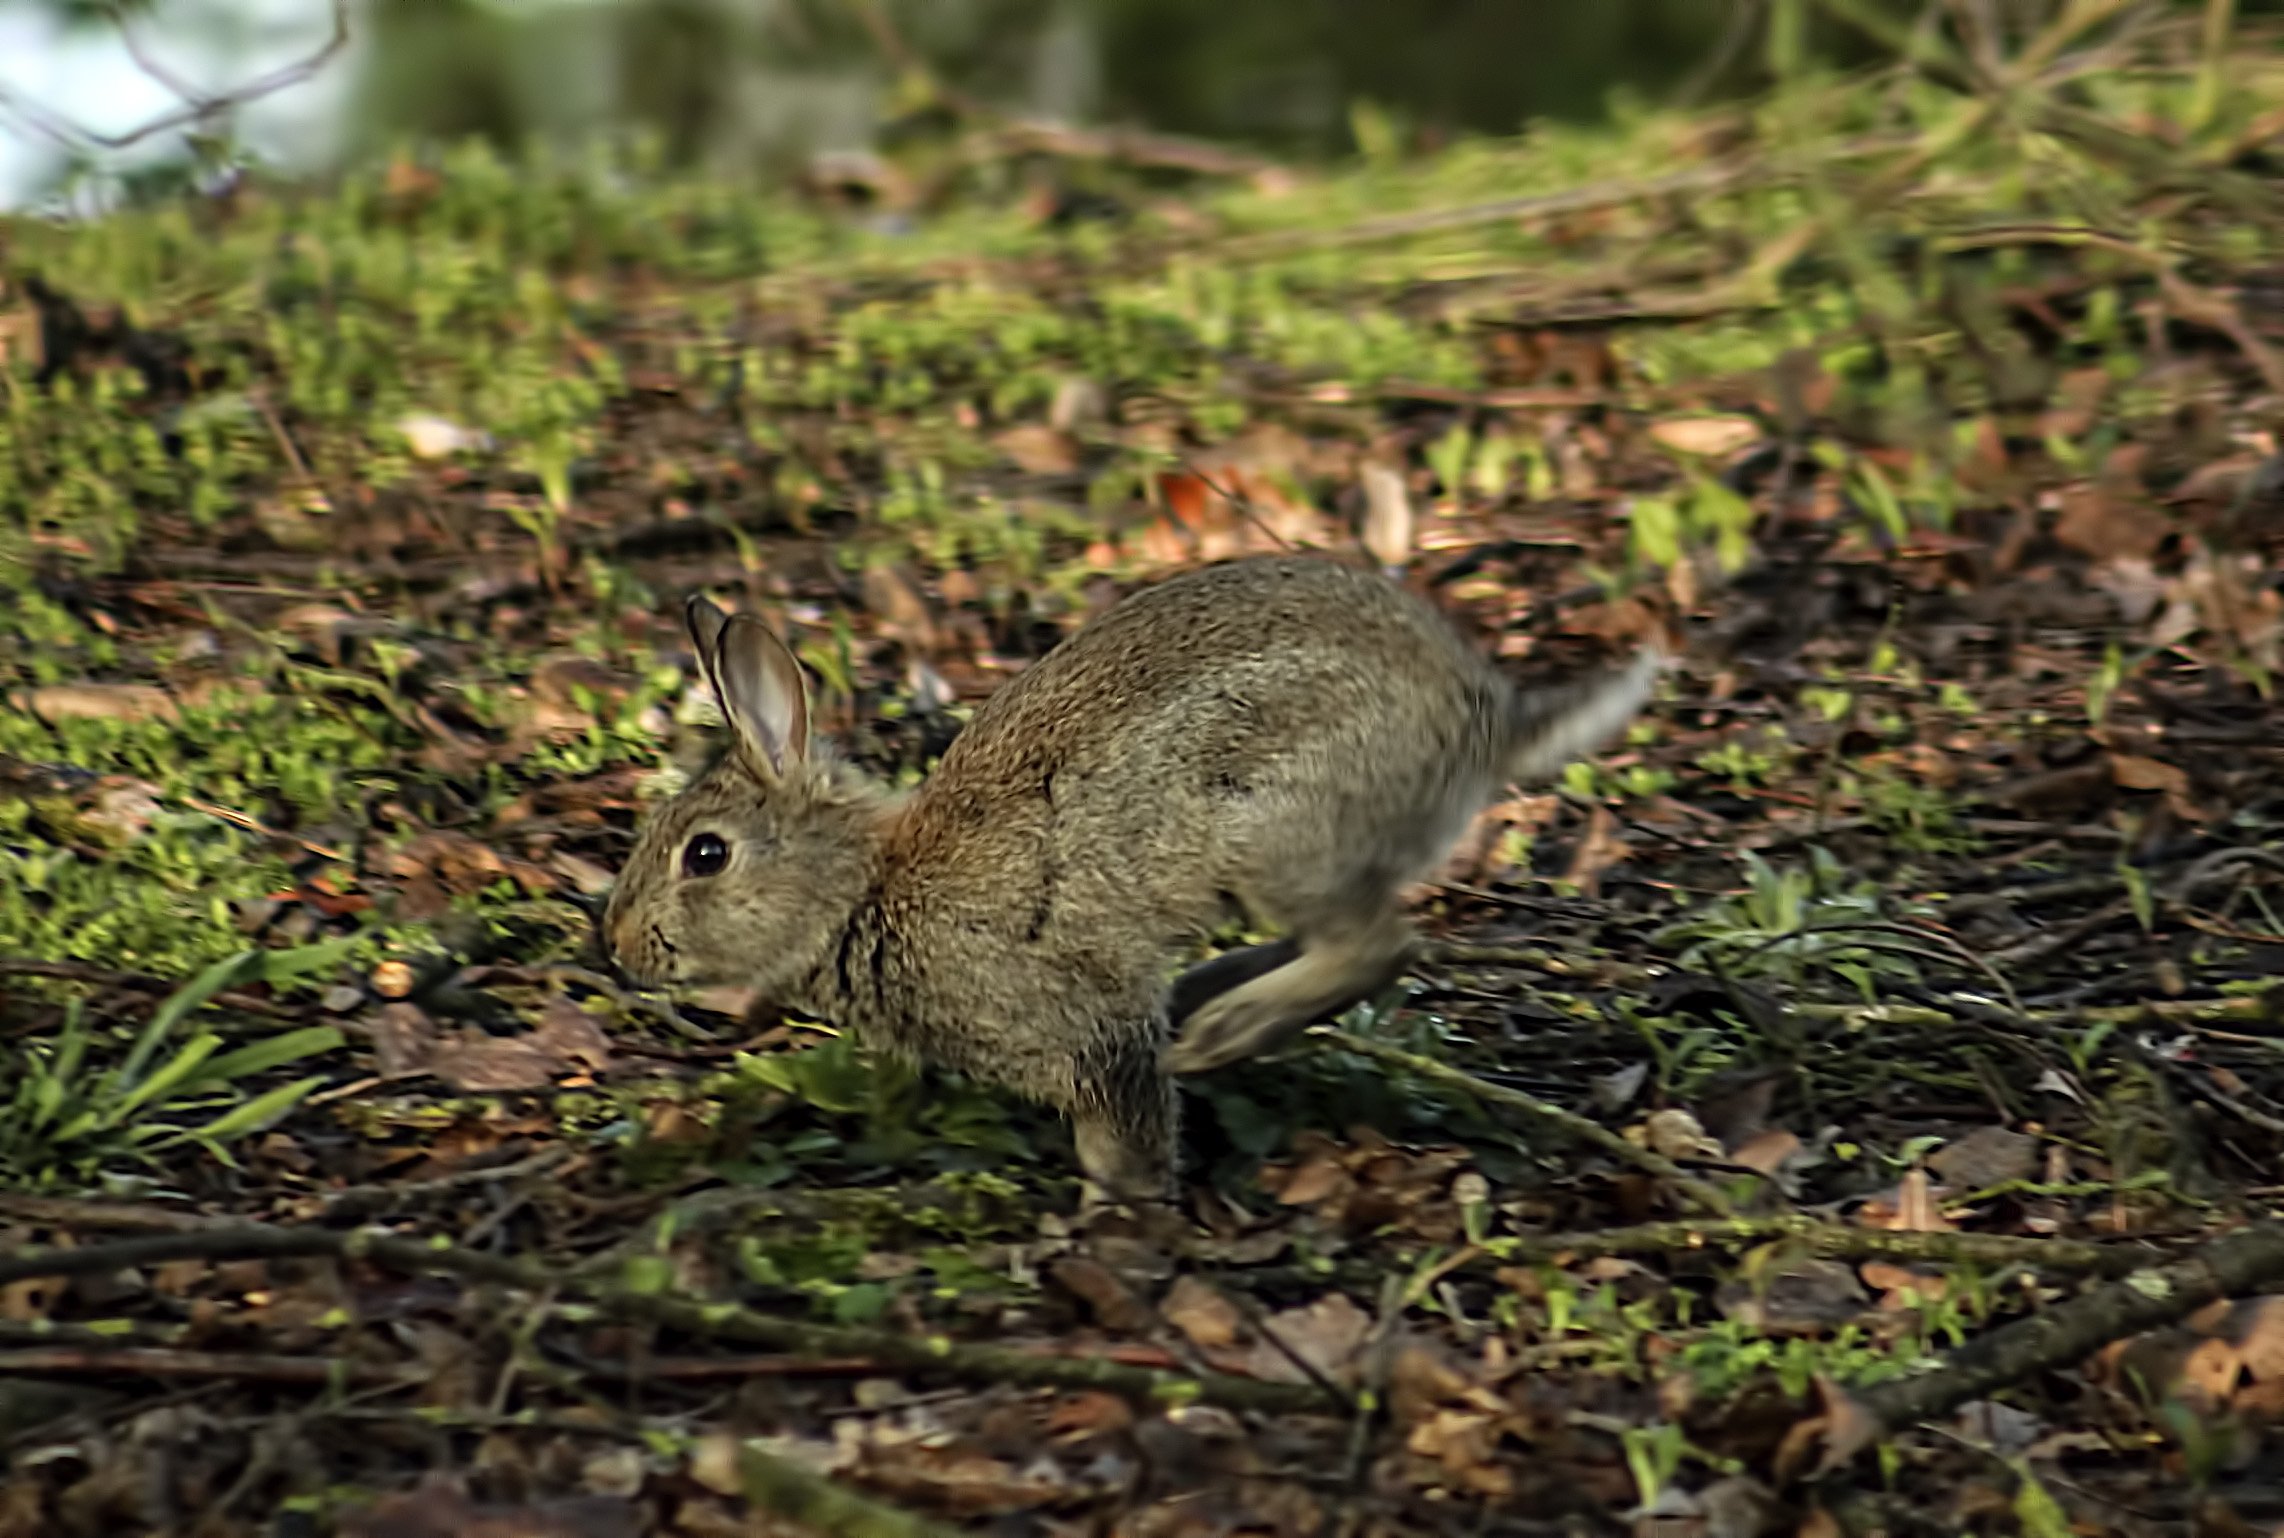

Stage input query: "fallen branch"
[
  {"left": 1822, "top": 1220, "right": 2284, "bottom": 1466},
  {"left": 1791, "top": 991, "right": 2276, "bottom": 1031},
  {"left": 0, "top": 958, "right": 301, "bottom": 1021},
  {"left": 1476, "top": 1215, "right": 2147, "bottom": 1278},
  {"left": 0, "top": 1223, "right": 1338, "bottom": 1416},
  {"left": 0, "top": 1345, "right": 403, "bottom": 1387},
  {"left": 1311, "top": 1027, "right": 1737, "bottom": 1218}
]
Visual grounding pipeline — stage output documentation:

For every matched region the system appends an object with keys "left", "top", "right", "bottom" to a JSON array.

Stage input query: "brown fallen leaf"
[
  {"left": 1647, "top": 414, "right": 1760, "bottom": 458},
  {"left": 994, "top": 423, "right": 1081, "bottom": 475},
  {"left": 1860, "top": 1261, "right": 1946, "bottom": 1309},
  {"left": 1045, "top": 1390, "right": 1133, "bottom": 1440},
  {"left": 1049, "top": 1257, "right": 1154, "bottom": 1334},
  {"left": 19, "top": 683, "right": 179, "bottom": 723},
  {"left": 1863, "top": 1168, "right": 1955, "bottom": 1233},
  {"left": 860, "top": 561, "right": 939, "bottom": 650},
  {"left": 1160, "top": 1275, "right": 1245, "bottom": 1351},
  {"left": 391, "top": 997, "right": 615, "bottom": 1094},
  {"left": 2109, "top": 751, "right": 2203, "bottom": 821},
  {"left": 1405, "top": 1407, "right": 1513, "bottom": 1499},
  {"left": 1796, "top": 1374, "right": 1885, "bottom": 1478},
  {"left": 531, "top": 655, "right": 637, "bottom": 712},
  {"left": 851, "top": 1438, "right": 1073, "bottom": 1517},
  {"left": 1244, "top": 1292, "right": 1372, "bottom": 1387},
  {"left": 1269, "top": 1150, "right": 1351, "bottom": 1208},
  {"left": 1926, "top": 1125, "right": 2038, "bottom": 1190},
  {"left": 1563, "top": 802, "right": 1631, "bottom": 897},
  {"left": 2054, "top": 481, "right": 2168, "bottom": 562},
  {"left": 1728, "top": 1128, "right": 1803, "bottom": 1178}
]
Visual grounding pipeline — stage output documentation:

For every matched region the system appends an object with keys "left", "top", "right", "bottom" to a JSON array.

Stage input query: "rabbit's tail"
[{"left": 1502, "top": 643, "right": 1666, "bottom": 786}]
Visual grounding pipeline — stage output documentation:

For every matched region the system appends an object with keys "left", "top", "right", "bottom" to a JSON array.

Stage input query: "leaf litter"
[{"left": 5, "top": 11, "right": 2284, "bottom": 1534}]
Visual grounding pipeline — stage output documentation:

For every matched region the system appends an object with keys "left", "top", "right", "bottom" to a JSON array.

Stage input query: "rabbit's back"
[{"left": 888, "top": 557, "right": 1513, "bottom": 973}]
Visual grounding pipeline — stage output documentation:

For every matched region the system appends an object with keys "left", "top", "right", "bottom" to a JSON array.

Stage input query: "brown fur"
[{"left": 603, "top": 555, "right": 1660, "bottom": 1200}]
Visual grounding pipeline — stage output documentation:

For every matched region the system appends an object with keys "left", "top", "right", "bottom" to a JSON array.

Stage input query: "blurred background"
[{"left": 0, "top": 0, "right": 1950, "bottom": 210}]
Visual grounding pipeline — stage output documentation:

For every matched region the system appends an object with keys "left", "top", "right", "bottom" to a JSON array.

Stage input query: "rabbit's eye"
[{"left": 681, "top": 832, "right": 729, "bottom": 878}]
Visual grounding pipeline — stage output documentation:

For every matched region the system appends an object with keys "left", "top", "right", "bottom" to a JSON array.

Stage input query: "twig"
[
  {"left": 965, "top": 118, "right": 1278, "bottom": 181},
  {"left": 0, "top": 1194, "right": 230, "bottom": 1232},
  {"left": 1426, "top": 941, "right": 1646, "bottom": 985},
  {"left": 0, "top": 0, "right": 350, "bottom": 155},
  {"left": 1788, "top": 990, "right": 2276, "bottom": 1030},
  {"left": 1222, "top": 136, "right": 1907, "bottom": 259},
  {"left": 1474, "top": 1214, "right": 2147, "bottom": 1277},
  {"left": 1311, "top": 1026, "right": 1738, "bottom": 1218},
  {"left": 0, "top": 958, "right": 300, "bottom": 1021},
  {"left": 0, "top": 1223, "right": 1339, "bottom": 1416},
  {"left": 1826, "top": 1220, "right": 2284, "bottom": 1463},
  {"left": 314, "top": 1145, "right": 577, "bottom": 1221},
  {"left": 0, "top": 1345, "right": 400, "bottom": 1386}
]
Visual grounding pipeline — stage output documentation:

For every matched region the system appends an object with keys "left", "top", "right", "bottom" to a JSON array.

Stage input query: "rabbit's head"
[{"left": 603, "top": 597, "right": 883, "bottom": 999}]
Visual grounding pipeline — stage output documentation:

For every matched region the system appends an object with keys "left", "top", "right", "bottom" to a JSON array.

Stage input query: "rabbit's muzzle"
[{"left": 598, "top": 894, "right": 675, "bottom": 987}]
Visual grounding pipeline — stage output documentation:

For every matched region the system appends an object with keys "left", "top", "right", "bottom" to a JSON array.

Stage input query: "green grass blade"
[
  {"left": 103, "top": 1033, "right": 222, "bottom": 1127},
  {"left": 173, "top": 1076, "right": 330, "bottom": 1145},
  {"left": 192, "top": 1026, "right": 345, "bottom": 1087},
  {"left": 116, "top": 951, "right": 257, "bottom": 1089}
]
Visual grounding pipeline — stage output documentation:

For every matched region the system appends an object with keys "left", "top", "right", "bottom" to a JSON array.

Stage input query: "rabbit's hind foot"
[{"left": 1160, "top": 912, "right": 1413, "bottom": 1075}]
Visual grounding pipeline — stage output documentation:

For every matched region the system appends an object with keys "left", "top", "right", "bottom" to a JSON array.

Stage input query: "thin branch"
[
  {"left": 1311, "top": 1026, "right": 1738, "bottom": 1218},
  {"left": 0, "top": 1222, "right": 1340, "bottom": 1416},
  {"left": 0, "top": 0, "right": 349, "bottom": 155}
]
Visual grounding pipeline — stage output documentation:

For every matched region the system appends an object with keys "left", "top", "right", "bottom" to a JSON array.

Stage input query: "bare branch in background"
[{"left": 0, "top": 0, "right": 349, "bottom": 156}]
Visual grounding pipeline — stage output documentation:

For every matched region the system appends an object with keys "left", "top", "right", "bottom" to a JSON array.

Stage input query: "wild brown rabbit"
[{"left": 603, "top": 555, "right": 1661, "bottom": 1201}]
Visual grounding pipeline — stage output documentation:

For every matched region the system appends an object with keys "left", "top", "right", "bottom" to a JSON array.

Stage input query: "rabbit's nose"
[{"left": 593, "top": 891, "right": 628, "bottom": 967}]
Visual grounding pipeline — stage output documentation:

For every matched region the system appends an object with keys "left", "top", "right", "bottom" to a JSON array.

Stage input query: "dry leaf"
[
  {"left": 1562, "top": 802, "right": 1631, "bottom": 896},
  {"left": 1860, "top": 1262, "right": 1945, "bottom": 1309},
  {"left": 994, "top": 423, "right": 1081, "bottom": 475},
  {"left": 2054, "top": 481, "right": 2166, "bottom": 561},
  {"left": 1048, "top": 1257, "right": 1153, "bottom": 1333},
  {"left": 405, "top": 998, "right": 615, "bottom": 1094},
  {"left": 1272, "top": 1152, "right": 1351, "bottom": 1207},
  {"left": 20, "top": 683, "right": 178, "bottom": 723},
  {"left": 1648, "top": 415, "right": 1760, "bottom": 458},
  {"left": 1802, "top": 1375, "right": 1886, "bottom": 1476},
  {"left": 1045, "top": 1390, "right": 1133, "bottom": 1440},
  {"left": 1160, "top": 1276, "right": 1244, "bottom": 1351},
  {"left": 1926, "top": 1125, "right": 2038, "bottom": 1189},
  {"left": 1728, "top": 1128, "right": 1803, "bottom": 1178},
  {"left": 1868, "top": 1168, "right": 1955, "bottom": 1233},
  {"left": 1246, "top": 1293, "right": 1372, "bottom": 1386}
]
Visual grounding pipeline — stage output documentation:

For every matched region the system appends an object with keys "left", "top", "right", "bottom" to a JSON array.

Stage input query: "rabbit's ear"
[
  {"left": 711, "top": 614, "right": 810, "bottom": 777},
  {"left": 684, "top": 594, "right": 732, "bottom": 671}
]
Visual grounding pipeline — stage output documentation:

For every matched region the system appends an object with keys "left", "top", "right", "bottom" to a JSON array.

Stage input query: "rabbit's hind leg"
[
  {"left": 1160, "top": 908, "right": 1412, "bottom": 1075},
  {"left": 1070, "top": 1024, "right": 1179, "bottom": 1204},
  {"left": 1165, "top": 938, "right": 1302, "bottom": 1030}
]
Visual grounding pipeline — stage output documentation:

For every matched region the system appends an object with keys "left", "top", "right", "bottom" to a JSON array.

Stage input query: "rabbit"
[{"left": 603, "top": 554, "right": 1663, "bottom": 1202}]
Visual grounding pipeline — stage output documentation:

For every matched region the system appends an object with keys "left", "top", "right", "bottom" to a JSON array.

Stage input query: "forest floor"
[{"left": 6, "top": 14, "right": 2284, "bottom": 1537}]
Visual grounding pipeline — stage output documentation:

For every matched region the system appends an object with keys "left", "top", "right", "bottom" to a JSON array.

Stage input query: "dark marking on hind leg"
[{"left": 1166, "top": 939, "right": 1303, "bottom": 1029}]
